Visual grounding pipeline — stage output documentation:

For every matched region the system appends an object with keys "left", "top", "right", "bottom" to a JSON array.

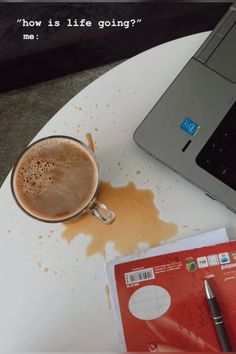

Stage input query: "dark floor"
[
  {"left": 0, "top": 3, "right": 229, "bottom": 92},
  {"left": 0, "top": 61, "right": 119, "bottom": 186}
]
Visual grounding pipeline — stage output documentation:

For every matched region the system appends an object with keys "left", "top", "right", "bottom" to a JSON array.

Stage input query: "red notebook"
[{"left": 114, "top": 240, "right": 236, "bottom": 352}]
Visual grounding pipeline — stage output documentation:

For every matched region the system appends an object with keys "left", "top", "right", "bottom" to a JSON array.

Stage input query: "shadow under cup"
[{"left": 10, "top": 135, "right": 115, "bottom": 224}]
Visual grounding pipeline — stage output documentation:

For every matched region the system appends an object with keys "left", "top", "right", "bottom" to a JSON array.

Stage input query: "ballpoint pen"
[{"left": 204, "top": 279, "right": 232, "bottom": 352}]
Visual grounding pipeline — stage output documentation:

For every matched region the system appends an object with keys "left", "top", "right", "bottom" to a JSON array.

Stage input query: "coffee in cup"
[{"left": 11, "top": 136, "right": 115, "bottom": 224}]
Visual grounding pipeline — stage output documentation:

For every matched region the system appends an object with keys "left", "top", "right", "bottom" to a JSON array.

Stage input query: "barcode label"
[{"left": 125, "top": 267, "right": 155, "bottom": 285}]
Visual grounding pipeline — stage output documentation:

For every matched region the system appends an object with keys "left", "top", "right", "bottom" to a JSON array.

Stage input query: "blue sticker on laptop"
[{"left": 180, "top": 118, "right": 200, "bottom": 136}]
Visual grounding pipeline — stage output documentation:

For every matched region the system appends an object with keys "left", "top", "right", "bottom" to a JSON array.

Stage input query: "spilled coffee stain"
[
  {"left": 85, "top": 132, "right": 95, "bottom": 152},
  {"left": 105, "top": 284, "right": 112, "bottom": 309},
  {"left": 61, "top": 181, "right": 177, "bottom": 257}
]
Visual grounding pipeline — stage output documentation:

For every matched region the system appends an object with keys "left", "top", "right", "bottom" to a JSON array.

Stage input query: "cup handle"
[{"left": 89, "top": 201, "right": 115, "bottom": 224}]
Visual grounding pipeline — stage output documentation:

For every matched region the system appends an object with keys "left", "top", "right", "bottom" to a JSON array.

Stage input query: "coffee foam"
[
  {"left": 16, "top": 159, "right": 56, "bottom": 196},
  {"left": 13, "top": 137, "right": 98, "bottom": 221}
]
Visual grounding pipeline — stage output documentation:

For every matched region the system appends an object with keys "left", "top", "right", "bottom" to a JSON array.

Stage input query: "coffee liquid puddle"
[{"left": 61, "top": 181, "right": 177, "bottom": 257}]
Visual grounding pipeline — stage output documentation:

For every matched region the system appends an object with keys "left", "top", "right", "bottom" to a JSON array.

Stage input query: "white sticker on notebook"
[{"left": 128, "top": 285, "right": 171, "bottom": 320}]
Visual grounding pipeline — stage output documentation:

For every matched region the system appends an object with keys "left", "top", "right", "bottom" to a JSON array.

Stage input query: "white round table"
[{"left": 0, "top": 32, "right": 236, "bottom": 351}]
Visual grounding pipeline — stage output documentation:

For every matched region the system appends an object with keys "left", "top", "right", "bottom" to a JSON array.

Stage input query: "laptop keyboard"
[{"left": 196, "top": 101, "right": 236, "bottom": 191}]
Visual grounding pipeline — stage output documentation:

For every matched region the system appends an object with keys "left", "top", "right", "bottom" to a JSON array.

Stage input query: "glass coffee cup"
[{"left": 11, "top": 135, "right": 115, "bottom": 224}]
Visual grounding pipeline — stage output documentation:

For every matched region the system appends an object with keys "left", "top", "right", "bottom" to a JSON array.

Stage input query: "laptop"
[{"left": 134, "top": 2, "right": 236, "bottom": 213}]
